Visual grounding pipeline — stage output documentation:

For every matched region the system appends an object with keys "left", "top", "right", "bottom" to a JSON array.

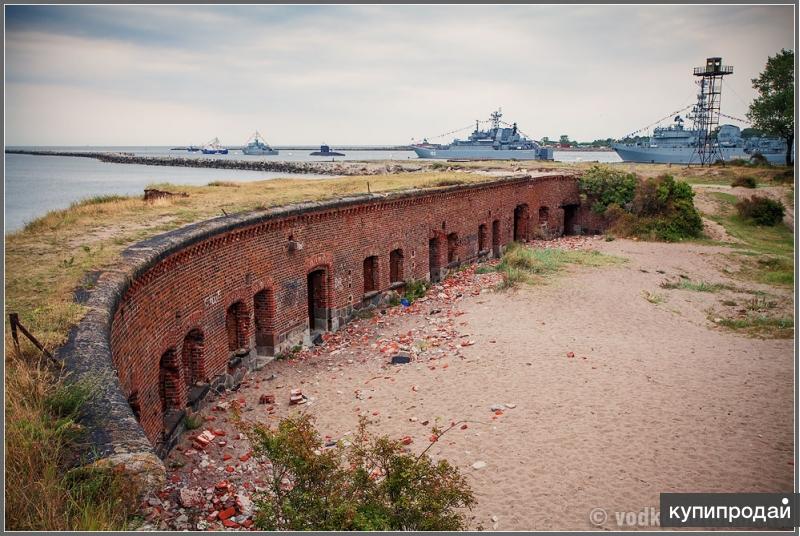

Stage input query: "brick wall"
[{"left": 108, "top": 174, "right": 590, "bottom": 449}]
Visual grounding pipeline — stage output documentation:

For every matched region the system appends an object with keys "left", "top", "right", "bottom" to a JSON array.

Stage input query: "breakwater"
[{"left": 4, "top": 149, "right": 425, "bottom": 176}]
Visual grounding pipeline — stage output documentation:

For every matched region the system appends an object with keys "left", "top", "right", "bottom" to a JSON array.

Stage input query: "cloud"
[{"left": 4, "top": 4, "right": 794, "bottom": 145}]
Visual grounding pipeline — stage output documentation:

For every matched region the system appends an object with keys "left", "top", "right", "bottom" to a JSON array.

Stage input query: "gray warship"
[
  {"left": 412, "top": 110, "right": 553, "bottom": 160},
  {"left": 613, "top": 57, "right": 788, "bottom": 164}
]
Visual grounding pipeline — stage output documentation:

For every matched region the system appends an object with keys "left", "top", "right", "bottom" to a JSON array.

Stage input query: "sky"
[{"left": 4, "top": 4, "right": 795, "bottom": 146}]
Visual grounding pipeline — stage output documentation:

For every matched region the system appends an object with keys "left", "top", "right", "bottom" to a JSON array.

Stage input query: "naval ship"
[
  {"left": 242, "top": 131, "right": 278, "bottom": 155},
  {"left": 613, "top": 58, "right": 788, "bottom": 164},
  {"left": 412, "top": 110, "right": 553, "bottom": 160},
  {"left": 614, "top": 120, "right": 788, "bottom": 164}
]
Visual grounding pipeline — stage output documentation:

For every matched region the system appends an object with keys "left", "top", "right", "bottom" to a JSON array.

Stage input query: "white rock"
[{"left": 472, "top": 461, "right": 487, "bottom": 470}]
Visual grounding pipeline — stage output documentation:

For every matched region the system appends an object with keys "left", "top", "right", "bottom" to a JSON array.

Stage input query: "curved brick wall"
[{"left": 60, "top": 173, "right": 599, "bottom": 486}]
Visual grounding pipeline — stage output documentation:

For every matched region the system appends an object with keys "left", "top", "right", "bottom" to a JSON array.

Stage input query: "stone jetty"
[{"left": 5, "top": 149, "right": 425, "bottom": 176}]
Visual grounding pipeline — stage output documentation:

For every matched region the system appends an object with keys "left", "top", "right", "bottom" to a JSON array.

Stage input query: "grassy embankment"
[{"left": 4, "top": 170, "right": 500, "bottom": 530}]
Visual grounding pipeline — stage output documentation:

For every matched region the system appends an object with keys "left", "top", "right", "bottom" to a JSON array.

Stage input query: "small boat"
[
  {"left": 310, "top": 144, "right": 345, "bottom": 157},
  {"left": 201, "top": 137, "right": 229, "bottom": 155},
  {"left": 187, "top": 145, "right": 200, "bottom": 152},
  {"left": 242, "top": 131, "right": 278, "bottom": 155}
]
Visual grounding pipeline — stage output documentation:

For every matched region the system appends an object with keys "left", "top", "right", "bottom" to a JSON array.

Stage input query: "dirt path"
[{"left": 149, "top": 237, "right": 793, "bottom": 531}]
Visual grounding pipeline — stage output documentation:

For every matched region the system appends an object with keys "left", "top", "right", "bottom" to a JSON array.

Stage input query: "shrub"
[
  {"left": 249, "top": 414, "right": 474, "bottom": 531},
  {"left": 578, "top": 165, "right": 637, "bottom": 214},
  {"left": 750, "top": 152, "right": 770, "bottom": 166},
  {"left": 608, "top": 175, "right": 703, "bottom": 241},
  {"left": 731, "top": 176, "right": 757, "bottom": 188},
  {"left": 403, "top": 279, "right": 429, "bottom": 303},
  {"left": 772, "top": 169, "right": 794, "bottom": 184},
  {"left": 736, "top": 196, "right": 785, "bottom": 226}
]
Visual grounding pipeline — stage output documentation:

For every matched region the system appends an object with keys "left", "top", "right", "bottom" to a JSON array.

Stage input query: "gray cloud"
[{"left": 5, "top": 5, "right": 794, "bottom": 145}]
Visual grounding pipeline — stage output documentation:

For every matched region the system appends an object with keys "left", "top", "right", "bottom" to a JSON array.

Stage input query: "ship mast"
[{"left": 687, "top": 57, "right": 733, "bottom": 165}]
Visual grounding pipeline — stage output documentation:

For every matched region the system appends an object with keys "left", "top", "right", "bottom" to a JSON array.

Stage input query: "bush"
[
  {"left": 750, "top": 152, "right": 770, "bottom": 166},
  {"left": 403, "top": 279, "right": 429, "bottom": 303},
  {"left": 772, "top": 169, "right": 794, "bottom": 184},
  {"left": 736, "top": 196, "right": 785, "bottom": 226},
  {"left": 731, "top": 176, "right": 757, "bottom": 188},
  {"left": 578, "top": 165, "right": 637, "bottom": 214},
  {"left": 249, "top": 414, "right": 474, "bottom": 531},
  {"left": 609, "top": 175, "right": 703, "bottom": 241}
]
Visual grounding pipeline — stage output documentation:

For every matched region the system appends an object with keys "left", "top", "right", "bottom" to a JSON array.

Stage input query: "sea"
[{"left": 4, "top": 147, "right": 621, "bottom": 233}]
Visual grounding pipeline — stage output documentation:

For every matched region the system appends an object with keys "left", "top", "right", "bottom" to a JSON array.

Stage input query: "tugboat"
[
  {"left": 201, "top": 137, "right": 229, "bottom": 155},
  {"left": 310, "top": 144, "right": 345, "bottom": 157},
  {"left": 411, "top": 109, "right": 552, "bottom": 160},
  {"left": 242, "top": 131, "right": 278, "bottom": 155}
]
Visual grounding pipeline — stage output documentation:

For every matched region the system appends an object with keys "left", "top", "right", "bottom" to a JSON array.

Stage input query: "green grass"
[
  {"left": 660, "top": 279, "right": 733, "bottom": 293},
  {"left": 716, "top": 314, "right": 794, "bottom": 338},
  {"left": 703, "top": 191, "right": 794, "bottom": 286},
  {"left": 495, "top": 242, "right": 625, "bottom": 288},
  {"left": 403, "top": 279, "right": 429, "bottom": 303},
  {"left": 183, "top": 413, "right": 203, "bottom": 430}
]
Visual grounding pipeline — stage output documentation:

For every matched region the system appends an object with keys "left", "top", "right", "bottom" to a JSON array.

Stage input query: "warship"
[
  {"left": 613, "top": 119, "right": 788, "bottom": 164},
  {"left": 613, "top": 57, "right": 788, "bottom": 164},
  {"left": 412, "top": 110, "right": 553, "bottom": 160},
  {"left": 241, "top": 131, "right": 278, "bottom": 155}
]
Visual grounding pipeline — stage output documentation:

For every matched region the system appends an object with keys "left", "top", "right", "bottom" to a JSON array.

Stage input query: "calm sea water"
[{"left": 4, "top": 148, "right": 620, "bottom": 233}]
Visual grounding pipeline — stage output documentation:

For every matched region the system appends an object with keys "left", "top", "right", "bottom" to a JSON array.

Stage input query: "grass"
[
  {"left": 715, "top": 314, "right": 794, "bottom": 339},
  {"left": 494, "top": 242, "right": 625, "bottom": 288},
  {"left": 184, "top": 413, "right": 203, "bottom": 430},
  {"left": 642, "top": 290, "right": 667, "bottom": 304},
  {"left": 702, "top": 190, "right": 794, "bottom": 286},
  {"left": 5, "top": 351, "right": 138, "bottom": 530},
  {"left": 659, "top": 278, "right": 732, "bottom": 293}
]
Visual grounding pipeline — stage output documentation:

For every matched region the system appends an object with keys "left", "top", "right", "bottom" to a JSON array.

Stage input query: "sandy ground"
[{"left": 151, "top": 236, "right": 793, "bottom": 531}]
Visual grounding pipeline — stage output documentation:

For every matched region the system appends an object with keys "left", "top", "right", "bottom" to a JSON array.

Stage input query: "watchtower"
[{"left": 689, "top": 57, "right": 734, "bottom": 165}]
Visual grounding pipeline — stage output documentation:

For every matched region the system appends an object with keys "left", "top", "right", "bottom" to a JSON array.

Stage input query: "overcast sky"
[{"left": 4, "top": 5, "right": 794, "bottom": 146}]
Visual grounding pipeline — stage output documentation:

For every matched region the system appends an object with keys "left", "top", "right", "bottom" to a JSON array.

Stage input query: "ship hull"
[
  {"left": 412, "top": 146, "right": 545, "bottom": 160},
  {"left": 242, "top": 148, "right": 279, "bottom": 155},
  {"left": 613, "top": 144, "right": 786, "bottom": 165}
]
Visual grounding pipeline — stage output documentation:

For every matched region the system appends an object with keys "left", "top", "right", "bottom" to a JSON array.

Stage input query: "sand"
[{"left": 160, "top": 237, "right": 793, "bottom": 531}]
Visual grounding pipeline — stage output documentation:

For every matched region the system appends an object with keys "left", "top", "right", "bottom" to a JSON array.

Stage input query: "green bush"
[
  {"left": 736, "top": 196, "right": 785, "bottom": 226},
  {"left": 610, "top": 175, "right": 703, "bottom": 241},
  {"left": 403, "top": 279, "right": 429, "bottom": 303},
  {"left": 731, "top": 176, "right": 757, "bottom": 188},
  {"left": 578, "top": 165, "right": 638, "bottom": 214},
  {"left": 249, "top": 414, "right": 474, "bottom": 531}
]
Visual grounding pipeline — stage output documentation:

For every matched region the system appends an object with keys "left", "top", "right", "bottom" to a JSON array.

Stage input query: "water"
[
  {"left": 4, "top": 154, "right": 330, "bottom": 233},
  {"left": 4, "top": 148, "right": 621, "bottom": 233}
]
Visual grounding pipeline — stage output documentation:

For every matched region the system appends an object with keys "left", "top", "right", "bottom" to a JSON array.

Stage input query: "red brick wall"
[{"left": 110, "top": 175, "right": 584, "bottom": 445}]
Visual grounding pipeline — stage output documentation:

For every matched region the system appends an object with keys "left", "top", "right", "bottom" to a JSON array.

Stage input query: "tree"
[{"left": 747, "top": 49, "right": 794, "bottom": 165}]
